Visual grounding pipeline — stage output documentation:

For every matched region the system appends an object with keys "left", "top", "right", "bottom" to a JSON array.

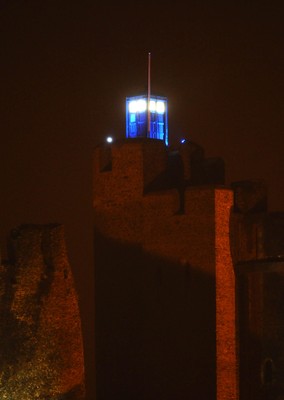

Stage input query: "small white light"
[
  {"left": 106, "top": 136, "right": 113, "bottom": 143},
  {"left": 156, "top": 101, "right": 165, "bottom": 114},
  {"left": 181, "top": 139, "right": 186, "bottom": 144}
]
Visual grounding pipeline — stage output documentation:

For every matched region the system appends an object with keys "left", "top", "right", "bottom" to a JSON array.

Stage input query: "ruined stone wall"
[{"left": 0, "top": 224, "right": 85, "bottom": 400}]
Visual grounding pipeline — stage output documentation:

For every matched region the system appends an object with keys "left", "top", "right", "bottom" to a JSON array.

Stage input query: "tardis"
[{"left": 126, "top": 95, "right": 168, "bottom": 146}]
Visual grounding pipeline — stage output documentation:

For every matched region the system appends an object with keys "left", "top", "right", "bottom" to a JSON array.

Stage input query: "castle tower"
[
  {"left": 94, "top": 138, "right": 238, "bottom": 399},
  {"left": 94, "top": 61, "right": 238, "bottom": 397}
]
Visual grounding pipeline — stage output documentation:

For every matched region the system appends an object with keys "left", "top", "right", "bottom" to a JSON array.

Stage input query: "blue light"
[{"left": 181, "top": 139, "right": 186, "bottom": 144}]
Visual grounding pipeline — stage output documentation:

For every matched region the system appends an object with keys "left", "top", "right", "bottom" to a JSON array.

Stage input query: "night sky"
[{"left": 1, "top": 1, "right": 284, "bottom": 399}]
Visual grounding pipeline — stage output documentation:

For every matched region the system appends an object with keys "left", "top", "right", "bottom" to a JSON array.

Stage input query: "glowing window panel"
[
  {"left": 129, "top": 100, "right": 137, "bottom": 113},
  {"left": 156, "top": 101, "right": 165, "bottom": 114},
  {"left": 149, "top": 100, "right": 156, "bottom": 112},
  {"left": 137, "top": 99, "right": 147, "bottom": 112}
]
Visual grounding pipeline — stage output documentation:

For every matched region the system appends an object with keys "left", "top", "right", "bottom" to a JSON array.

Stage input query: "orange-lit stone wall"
[
  {"left": 0, "top": 224, "right": 85, "bottom": 399},
  {"left": 93, "top": 139, "right": 238, "bottom": 400}
]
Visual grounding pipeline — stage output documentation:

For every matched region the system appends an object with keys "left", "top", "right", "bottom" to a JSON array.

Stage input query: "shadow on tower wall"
[{"left": 94, "top": 229, "right": 216, "bottom": 400}]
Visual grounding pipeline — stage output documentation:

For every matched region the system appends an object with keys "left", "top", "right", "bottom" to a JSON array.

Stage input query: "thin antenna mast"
[{"left": 147, "top": 52, "right": 151, "bottom": 137}]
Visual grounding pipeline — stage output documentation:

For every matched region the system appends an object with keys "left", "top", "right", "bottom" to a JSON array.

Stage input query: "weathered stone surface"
[{"left": 0, "top": 224, "right": 85, "bottom": 400}]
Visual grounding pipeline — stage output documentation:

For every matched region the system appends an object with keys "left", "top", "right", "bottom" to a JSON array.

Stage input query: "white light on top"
[{"left": 106, "top": 136, "right": 113, "bottom": 143}]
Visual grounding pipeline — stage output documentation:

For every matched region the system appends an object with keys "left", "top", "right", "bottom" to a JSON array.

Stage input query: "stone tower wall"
[{"left": 93, "top": 139, "right": 238, "bottom": 400}]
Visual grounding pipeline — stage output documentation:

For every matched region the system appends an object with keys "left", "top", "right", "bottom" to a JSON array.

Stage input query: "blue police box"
[{"left": 126, "top": 95, "right": 168, "bottom": 146}]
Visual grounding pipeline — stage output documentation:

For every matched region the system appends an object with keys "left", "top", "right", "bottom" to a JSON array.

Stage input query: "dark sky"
[{"left": 1, "top": 1, "right": 284, "bottom": 399}]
